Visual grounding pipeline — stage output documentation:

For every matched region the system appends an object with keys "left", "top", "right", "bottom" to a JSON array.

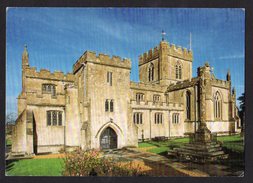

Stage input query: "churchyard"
[{"left": 5, "top": 134, "right": 244, "bottom": 176}]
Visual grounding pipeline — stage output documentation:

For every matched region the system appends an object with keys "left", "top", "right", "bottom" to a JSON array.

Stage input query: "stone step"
[
  {"left": 181, "top": 145, "right": 222, "bottom": 152},
  {"left": 172, "top": 147, "right": 226, "bottom": 157},
  {"left": 185, "top": 143, "right": 221, "bottom": 149},
  {"left": 172, "top": 150, "right": 226, "bottom": 158}
]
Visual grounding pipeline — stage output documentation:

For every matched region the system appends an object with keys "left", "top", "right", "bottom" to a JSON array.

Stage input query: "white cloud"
[{"left": 218, "top": 54, "right": 244, "bottom": 60}]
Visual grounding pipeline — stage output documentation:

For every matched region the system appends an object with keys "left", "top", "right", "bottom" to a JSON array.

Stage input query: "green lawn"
[
  {"left": 6, "top": 138, "right": 12, "bottom": 146},
  {"left": 6, "top": 135, "right": 243, "bottom": 176},
  {"left": 138, "top": 137, "right": 189, "bottom": 154},
  {"left": 6, "top": 158, "right": 64, "bottom": 176},
  {"left": 218, "top": 135, "right": 244, "bottom": 154},
  {"left": 139, "top": 134, "right": 244, "bottom": 155}
]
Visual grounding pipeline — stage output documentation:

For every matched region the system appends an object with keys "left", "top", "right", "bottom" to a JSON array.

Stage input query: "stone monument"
[{"left": 168, "top": 63, "right": 228, "bottom": 163}]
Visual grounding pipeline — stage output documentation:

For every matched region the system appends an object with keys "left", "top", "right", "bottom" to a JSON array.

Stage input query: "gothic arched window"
[
  {"left": 186, "top": 91, "right": 191, "bottom": 120},
  {"left": 175, "top": 62, "right": 182, "bottom": 79},
  {"left": 214, "top": 92, "right": 222, "bottom": 119},
  {"left": 179, "top": 65, "right": 182, "bottom": 79},
  {"left": 175, "top": 65, "right": 178, "bottom": 79},
  {"left": 148, "top": 63, "right": 154, "bottom": 81}
]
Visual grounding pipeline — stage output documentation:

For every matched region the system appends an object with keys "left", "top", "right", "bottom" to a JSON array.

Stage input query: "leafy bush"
[{"left": 63, "top": 148, "right": 145, "bottom": 176}]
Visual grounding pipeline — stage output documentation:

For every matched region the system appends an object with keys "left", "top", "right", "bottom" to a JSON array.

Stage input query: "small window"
[
  {"left": 58, "top": 112, "right": 62, "bottom": 126},
  {"left": 154, "top": 113, "right": 163, "bottom": 124},
  {"left": 136, "top": 93, "right": 144, "bottom": 103},
  {"left": 172, "top": 113, "right": 180, "bottom": 124},
  {"left": 105, "top": 100, "right": 109, "bottom": 112},
  {"left": 107, "top": 72, "right": 112, "bottom": 86},
  {"left": 153, "top": 95, "right": 161, "bottom": 103},
  {"left": 47, "top": 111, "right": 51, "bottom": 126},
  {"left": 42, "top": 84, "right": 56, "bottom": 96},
  {"left": 52, "top": 111, "right": 57, "bottom": 126},
  {"left": 133, "top": 112, "right": 143, "bottom": 124},
  {"left": 110, "top": 100, "right": 114, "bottom": 112},
  {"left": 105, "top": 99, "right": 114, "bottom": 113},
  {"left": 47, "top": 110, "right": 63, "bottom": 126}
]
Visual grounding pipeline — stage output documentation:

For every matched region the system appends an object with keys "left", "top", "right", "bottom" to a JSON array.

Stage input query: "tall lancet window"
[
  {"left": 214, "top": 92, "right": 222, "bottom": 119},
  {"left": 175, "top": 62, "right": 182, "bottom": 79},
  {"left": 186, "top": 91, "right": 191, "bottom": 120},
  {"left": 178, "top": 65, "right": 182, "bottom": 79},
  {"left": 175, "top": 65, "right": 179, "bottom": 79},
  {"left": 148, "top": 63, "right": 154, "bottom": 81}
]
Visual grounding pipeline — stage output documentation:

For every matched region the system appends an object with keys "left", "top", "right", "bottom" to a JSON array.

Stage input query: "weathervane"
[
  {"left": 189, "top": 32, "right": 192, "bottom": 51},
  {"left": 161, "top": 30, "right": 166, "bottom": 41}
]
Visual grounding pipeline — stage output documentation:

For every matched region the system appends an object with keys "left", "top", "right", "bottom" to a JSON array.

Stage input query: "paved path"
[
  {"left": 20, "top": 148, "right": 243, "bottom": 177},
  {"left": 103, "top": 148, "right": 208, "bottom": 177}
]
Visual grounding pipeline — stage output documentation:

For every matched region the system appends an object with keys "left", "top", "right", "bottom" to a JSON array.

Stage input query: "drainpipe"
[
  {"left": 168, "top": 112, "right": 171, "bottom": 138},
  {"left": 149, "top": 109, "right": 152, "bottom": 140},
  {"left": 63, "top": 85, "right": 66, "bottom": 152}
]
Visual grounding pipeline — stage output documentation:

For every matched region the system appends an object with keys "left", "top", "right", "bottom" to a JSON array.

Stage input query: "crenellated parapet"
[
  {"left": 25, "top": 67, "right": 75, "bottom": 82},
  {"left": 168, "top": 44, "right": 193, "bottom": 61},
  {"left": 73, "top": 51, "right": 131, "bottom": 73},
  {"left": 139, "top": 41, "right": 193, "bottom": 66},
  {"left": 130, "top": 81, "right": 167, "bottom": 92},
  {"left": 138, "top": 46, "right": 160, "bottom": 66},
  {"left": 166, "top": 77, "right": 199, "bottom": 92},
  {"left": 211, "top": 78, "right": 230, "bottom": 89}
]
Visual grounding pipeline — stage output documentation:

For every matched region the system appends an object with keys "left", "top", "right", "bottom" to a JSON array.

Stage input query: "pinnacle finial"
[
  {"left": 226, "top": 69, "right": 231, "bottom": 81},
  {"left": 161, "top": 30, "right": 166, "bottom": 41},
  {"left": 23, "top": 44, "right": 28, "bottom": 55},
  {"left": 22, "top": 44, "right": 29, "bottom": 66}
]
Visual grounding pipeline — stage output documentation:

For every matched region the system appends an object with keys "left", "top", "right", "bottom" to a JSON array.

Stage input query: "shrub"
[{"left": 63, "top": 148, "right": 145, "bottom": 176}]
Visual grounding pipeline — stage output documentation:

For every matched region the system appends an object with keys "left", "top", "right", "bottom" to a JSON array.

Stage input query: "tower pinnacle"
[
  {"left": 22, "top": 44, "right": 29, "bottom": 67},
  {"left": 226, "top": 69, "right": 231, "bottom": 81},
  {"left": 161, "top": 30, "right": 166, "bottom": 41}
]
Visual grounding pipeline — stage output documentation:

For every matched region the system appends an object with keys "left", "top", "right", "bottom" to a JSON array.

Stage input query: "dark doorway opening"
[{"left": 100, "top": 127, "right": 117, "bottom": 149}]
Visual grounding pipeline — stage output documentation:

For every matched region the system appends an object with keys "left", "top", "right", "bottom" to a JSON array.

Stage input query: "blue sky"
[{"left": 6, "top": 8, "right": 245, "bottom": 114}]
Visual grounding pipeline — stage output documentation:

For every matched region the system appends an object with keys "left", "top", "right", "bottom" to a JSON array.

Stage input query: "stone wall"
[{"left": 84, "top": 56, "right": 136, "bottom": 149}]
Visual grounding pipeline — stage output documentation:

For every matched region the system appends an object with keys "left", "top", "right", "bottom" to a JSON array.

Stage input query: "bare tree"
[{"left": 6, "top": 112, "right": 17, "bottom": 135}]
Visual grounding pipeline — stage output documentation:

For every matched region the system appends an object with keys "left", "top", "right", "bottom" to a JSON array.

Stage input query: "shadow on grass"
[
  {"left": 217, "top": 147, "right": 244, "bottom": 173},
  {"left": 5, "top": 159, "right": 19, "bottom": 173}
]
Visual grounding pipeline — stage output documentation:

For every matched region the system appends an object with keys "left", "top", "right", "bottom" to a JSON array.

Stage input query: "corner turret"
[
  {"left": 226, "top": 70, "right": 231, "bottom": 81},
  {"left": 22, "top": 45, "right": 29, "bottom": 68}
]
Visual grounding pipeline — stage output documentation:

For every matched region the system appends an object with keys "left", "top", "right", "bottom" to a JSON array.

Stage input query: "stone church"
[{"left": 11, "top": 40, "right": 241, "bottom": 155}]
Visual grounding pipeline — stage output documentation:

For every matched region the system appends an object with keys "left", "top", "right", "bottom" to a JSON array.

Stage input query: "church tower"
[{"left": 138, "top": 39, "right": 193, "bottom": 86}]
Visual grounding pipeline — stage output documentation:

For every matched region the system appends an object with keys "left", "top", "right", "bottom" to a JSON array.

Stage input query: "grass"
[
  {"left": 6, "top": 135, "right": 243, "bottom": 176},
  {"left": 6, "top": 138, "right": 12, "bottom": 146},
  {"left": 138, "top": 137, "right": 189, "bottom": 155},
  {"left": 138, "top": 135, "right": 244, "bottom": 155},
  {"left": 217, "top": 134, "right": 244, "bottom": 154},
  {"left": 6, "top": 158, "right": 64, "bottom": 176}
]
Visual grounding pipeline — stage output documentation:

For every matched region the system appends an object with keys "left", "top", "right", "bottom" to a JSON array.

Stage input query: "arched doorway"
[{"left": 100, "top": 127, "right": 117, "bottom": 149}]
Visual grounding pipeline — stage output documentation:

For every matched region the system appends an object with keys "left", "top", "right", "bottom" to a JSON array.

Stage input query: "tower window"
[
  {"left": 105, "top": 99, "right": 114, "bottom": 112},
  {"left": 110, "top": 100, "right": 114, "bottom": 112},
  {"left": 175, "top": 62, "right": 182, "bottom": 79},
  {"left": 148, "top": 63, "right": 154, "bottom": 81},
  {"left": 107, "top": 72, "right": 112, "bottom": 86},
  {"left": 42, "top": 84, "right": 56, "bottom": 96},
  {"left": 105, "top": 100, "right": 109, "bottom": 112}
]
